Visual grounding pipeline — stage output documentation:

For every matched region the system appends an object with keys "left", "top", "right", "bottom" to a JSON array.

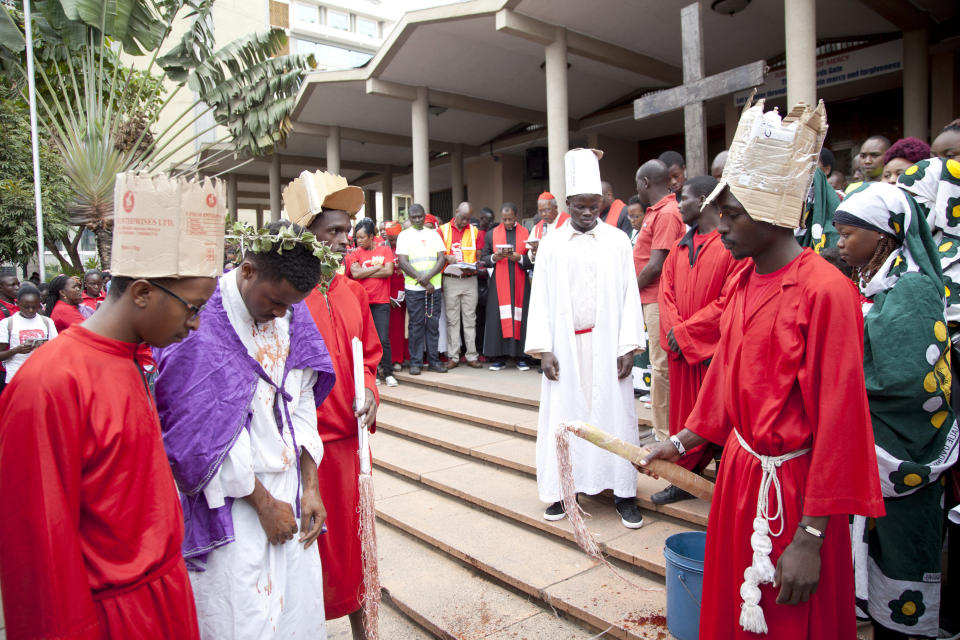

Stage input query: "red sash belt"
[{"left": 574, "top": 328, "right": 593, "bottom": 335}]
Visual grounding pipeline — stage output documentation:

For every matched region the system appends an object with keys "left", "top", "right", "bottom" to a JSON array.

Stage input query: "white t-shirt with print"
[{"left": 0, "top": 313, "right": 57, "bottom": 380}]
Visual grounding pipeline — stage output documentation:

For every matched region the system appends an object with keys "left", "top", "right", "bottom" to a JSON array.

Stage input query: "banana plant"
[{"left": 0, "top": 0, "right": 315, "bottom": 268}]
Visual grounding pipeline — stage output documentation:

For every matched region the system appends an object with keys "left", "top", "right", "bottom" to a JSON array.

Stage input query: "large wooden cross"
[{"left": 633, "top": 2, "right": 766, "bottom": 176}]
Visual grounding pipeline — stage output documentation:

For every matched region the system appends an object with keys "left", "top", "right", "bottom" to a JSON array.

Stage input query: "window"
[
  {"left": 356, "top": 16, "right": 379, "bottom": 39},
  {"left": 326, "top": 9, "right": 349, "bottom": 31},
  {"left": 295, "top": 40, "right": 372, "bottom": 69},
  {"left": 293, "top": 2, "right": 318, "bottom": 24}
]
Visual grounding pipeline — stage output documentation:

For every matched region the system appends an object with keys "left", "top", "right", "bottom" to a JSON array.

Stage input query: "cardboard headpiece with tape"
[
  {"left": 282, "top": 170, "right": 365, "bottom": 228},
  {"left": 705, "top": 95, "right": 828, "bottom": 229},
  {"left": 111, "top": 173, "right": 226, "bottom": 278}
]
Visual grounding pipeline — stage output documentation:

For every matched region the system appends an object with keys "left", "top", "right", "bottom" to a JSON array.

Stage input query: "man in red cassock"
[
  {"left": 643, "top": 100, "right": 884, "bottom": 639},
  {"left": 652, "top": 175, "right": 749, "bottom": 505},
  {"left": 385, "top": 221, "right": 409, "bottom": 368},
  {"left": 0, "top": 176, "right": 222, "bottom": 639},
  {"left": 297, "top": 200, "right": 381, "bottom": 640}
]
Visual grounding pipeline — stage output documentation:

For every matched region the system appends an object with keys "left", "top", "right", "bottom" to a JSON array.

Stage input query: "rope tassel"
[{"left": 353, "top": 338, "right": 380, "bottom": 640}]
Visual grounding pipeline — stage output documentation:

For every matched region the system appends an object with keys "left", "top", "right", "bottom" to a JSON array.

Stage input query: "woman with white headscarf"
[{"left": 835, "top": 182, "right": 959, "bottom": 640}]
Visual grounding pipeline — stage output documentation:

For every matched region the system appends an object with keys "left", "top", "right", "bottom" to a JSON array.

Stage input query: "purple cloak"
[{"left": 154, "top": 281, "right": 335, "bottom": 569}]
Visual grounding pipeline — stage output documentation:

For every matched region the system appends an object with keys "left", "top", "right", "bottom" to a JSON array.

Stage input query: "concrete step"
[
  {"left": 374, "top": 518, "right": 598, "bottom": 638},
  {"left": 326, "top": 593, "right": 434, "bottom": 639},
  {"left": 373, "top": 423, "right": 710, "bottom": 529},
  {"left": 390, "top": 367, "right": 654, "bottom": 427},
  {"left": 379, "top": 386, "right": 540, "bottom": 438},
  {"left": 374, "top": 472, "right": 669, "bottom": 640},
  {"left": 372, "top": 428, "right": 699, "bottom": 577}
]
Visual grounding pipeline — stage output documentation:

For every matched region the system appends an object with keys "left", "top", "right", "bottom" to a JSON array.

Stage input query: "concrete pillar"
[
  {"left": 903, "top": 29, "right": 930, "bottom": 140},
  {"left": 451, "top": 143, "right": 464, "bottom": 209},
  {"left": 724, "top": 98, "right": 739, "bottom": 149},
  {"left": 364, "top": 189, "right": 377, "bottom": 220},
  {"left": 326, "top": 125, "right": 341, "bottom": 175},
  {"left": 255, "top": 205, "right": 264, "bottom": 228},
  {"left": 382, "top": 165, "right": 394, "bottom": 220},
  {"left": 226, "top": 174, "right": 238, "bottom": 222},
  {"left": 931, "top": 52, "right": 956, "bottom": 134},
  {"left": 411, "top": 86, "right": 430, "bottom": 207},
  {"left": 545, "top": 26, "right": 569, "bottom": 205},
  {"left": 269, "top": 154, "right": 281, "bottom": 222},
  {"left": 784, "top": 0, "right": 816, "bottom": 108}
]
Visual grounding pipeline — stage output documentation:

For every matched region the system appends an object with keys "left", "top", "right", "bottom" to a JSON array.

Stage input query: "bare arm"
[
  {"left": 0, "top": 342, "right": 31, "bottom": 362},
  {"left": 350, "top": 262, "right": 394, "bottom": 279},
  {"left": 298, "top": 449, "right": 326, "bottom": 548},
  {"left": 243, "top": 479, "right": 298, "bottom": 545},
  {"left": 636, "top": 249, "right": 668, "bottom": 290}
]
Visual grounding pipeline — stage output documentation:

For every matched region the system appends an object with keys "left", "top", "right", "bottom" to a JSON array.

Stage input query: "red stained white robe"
[
  {"left": 0, "top": 326, "right": 199, "bottom": 640},
  {"left": 658, "top": 228, "right": 749, "bottom": 471},
  {"left": 686, "top": 250, "right": 884, "bottom": 639},
  {"left": 305, "top": 274, "right": 382, "bottom": 619}
]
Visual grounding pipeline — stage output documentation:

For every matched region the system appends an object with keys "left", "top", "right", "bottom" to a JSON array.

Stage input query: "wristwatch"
[
  {"left": 798, "top": 524, "right": 825, "bottom": 539},
  {"left": 669, "top": 435, "right": 686, "bottom": 457}
]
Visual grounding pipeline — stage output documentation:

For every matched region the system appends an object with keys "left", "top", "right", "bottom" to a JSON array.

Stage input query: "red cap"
[
  {"left": 537, "top": 191, "right": 556, "bottom": 200},
  {"left": 424, "top": 214, "right": 439, "bottom": 226}
]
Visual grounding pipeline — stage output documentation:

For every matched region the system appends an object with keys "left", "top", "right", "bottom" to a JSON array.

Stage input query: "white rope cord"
[{"left": 733, "top": 429, "right": 811, "bottom": 634}]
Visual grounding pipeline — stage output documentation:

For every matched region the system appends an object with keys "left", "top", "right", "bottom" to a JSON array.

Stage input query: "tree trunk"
[{"left": 94, "top": 223, "right": 113, "bottom": 270}]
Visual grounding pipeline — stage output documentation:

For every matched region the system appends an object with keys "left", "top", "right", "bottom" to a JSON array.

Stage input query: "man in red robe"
[
  {"left": 0, "top": 275, "right": 217, "bottom": 639},
  {"left": 385, "top": 222, "right": 408, "bottom": 368},
  {"left": 291, "top": 194, "right": 382, "bottom": 640},
  {"left": 653, "top": 176, "right": 749, "bottom": 504},
  {"left": 642, "top": 101, "right": 884, "bottom": 639}
]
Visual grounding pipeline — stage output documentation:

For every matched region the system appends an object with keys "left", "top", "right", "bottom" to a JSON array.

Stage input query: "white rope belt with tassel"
[{"left": 733, "top": 429, "right": 811, "bottom": 635}]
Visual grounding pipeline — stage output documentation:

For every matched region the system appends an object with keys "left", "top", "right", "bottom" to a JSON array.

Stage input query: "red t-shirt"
[
  {"left": 50, "top": 301, "right": 85, "bottom": 333},
  {"left": 633, "top": 194, "right": 685, "bottom": 304},
  {"left": 344, "top": 245, "right": 395, "bottom": 304}
]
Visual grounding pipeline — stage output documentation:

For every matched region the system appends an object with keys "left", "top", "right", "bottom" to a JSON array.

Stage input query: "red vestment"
[
  {"left": 658, "top": 228, "right": 749, "bottom": 471},
  {"left": 304, "top": 274, "right": 382, "bottom": 619},
  {"left": 686, "top": 250, "right": 884, "bottom": 639},
  {"left": 530, "top": 212, "right": 570, "bottom": 240},
  {"left": 0, "top": 326, "right": 199, "bottom": 640}
]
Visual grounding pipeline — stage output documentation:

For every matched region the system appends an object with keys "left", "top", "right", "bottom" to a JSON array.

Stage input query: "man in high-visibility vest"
[
  {"left": 600, "top": 181, "right": 631, "bottom": 235},
  {"left": 439, "top": 202, "right": 482, "bottom": 369}
]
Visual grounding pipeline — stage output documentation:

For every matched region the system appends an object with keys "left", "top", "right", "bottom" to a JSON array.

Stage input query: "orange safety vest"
[
  {"left": 604, "top": 198, "right": 626, "bottom": 227},
  {"left": 440, "top": 222, "right": 478, "bottom": 265}
]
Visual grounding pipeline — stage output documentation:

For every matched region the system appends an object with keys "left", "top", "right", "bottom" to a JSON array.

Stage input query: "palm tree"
[{"left": 0, "top": 0, "right": 315, "bottom": 268}]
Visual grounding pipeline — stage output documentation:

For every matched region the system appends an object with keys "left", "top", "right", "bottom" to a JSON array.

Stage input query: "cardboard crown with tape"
[
  {"left": 111, "top": 173, "right": 226, "bottom": 279},
  {"left": 705, "top": 95, "right": 828, "bottom": 229},
  {"left": 282, "top": 170, "right": 365, "bottom": 228}
]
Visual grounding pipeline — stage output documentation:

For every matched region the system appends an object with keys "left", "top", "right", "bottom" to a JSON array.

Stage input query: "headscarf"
[
  {"left": 897, "top": 157, "right": 960, "bottom": 321},
  {"left": 385, "top": 221, "right": 402, "bottom": 237},
  {"left": 834, "top": 182, "right": 943, "bottom": 301},
  {"left": 424, "top": 213, "right": 439, "bottom": 227}
]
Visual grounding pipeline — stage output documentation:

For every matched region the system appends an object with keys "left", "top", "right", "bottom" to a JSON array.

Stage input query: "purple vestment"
[{"left": 154, "top": 282, "right": 335, "bottom": 568}]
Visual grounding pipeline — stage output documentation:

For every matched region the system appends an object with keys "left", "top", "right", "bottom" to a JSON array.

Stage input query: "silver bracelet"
[
  {"left": 669, "top": 435, "right": 686, "bottom": 457},
  {"left": 798, "top": 524, "right": 825, "bottom": 539}
]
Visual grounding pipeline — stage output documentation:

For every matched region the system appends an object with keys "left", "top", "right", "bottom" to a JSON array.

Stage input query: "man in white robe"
[
  {"left": 525, "top": 148, "right": 646, "bottom": 528},
  {"left": 156, "top": 221, "right": 335, "bottom": 640}
]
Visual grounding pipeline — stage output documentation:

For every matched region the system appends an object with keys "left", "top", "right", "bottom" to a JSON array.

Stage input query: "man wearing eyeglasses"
[{"left": 0, "top": 174, "right": 225, "bottom": 640}]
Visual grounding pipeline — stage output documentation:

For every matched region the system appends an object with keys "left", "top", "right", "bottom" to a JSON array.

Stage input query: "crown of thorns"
[{"left": 227, "top": 221, "right": 342, "bottom": 290}]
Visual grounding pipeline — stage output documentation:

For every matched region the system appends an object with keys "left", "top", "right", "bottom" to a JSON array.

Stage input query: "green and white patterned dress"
[{"left": 838, "top": 183, "right": 959, "bottom": 637}]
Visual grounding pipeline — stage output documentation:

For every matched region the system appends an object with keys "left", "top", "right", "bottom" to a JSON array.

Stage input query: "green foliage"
[
  {"left": 0, "top": 0, "right": 316, "bottom": 269},
  {"left": 0, "top": 87, "right": 72, "bottom": 269}
]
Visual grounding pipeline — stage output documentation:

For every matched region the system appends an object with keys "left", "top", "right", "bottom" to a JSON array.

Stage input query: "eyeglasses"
[{"left": 148, "top": 280, "right": 205, "bottom": 320}]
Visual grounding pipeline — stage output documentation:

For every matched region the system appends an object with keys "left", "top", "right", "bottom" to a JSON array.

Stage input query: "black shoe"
[
  {"left": 427, "top": 363, "right": 448, "bottom": 374},
  {"left": 409, "top": 366, "right": 421, "bottom": 375},
  {"left": 650, "top": 484, "right": 695, "bottom": 505},
  {"left": 543, "top": 501, "right": 566, "bottom": 521},
  {"left": 614, "top": 497, "right": 644, "bottom": 529}
]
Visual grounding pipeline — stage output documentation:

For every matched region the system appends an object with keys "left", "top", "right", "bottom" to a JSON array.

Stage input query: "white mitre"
[{"left": 565, "top": 148, "right": 604, "bottom": 197}]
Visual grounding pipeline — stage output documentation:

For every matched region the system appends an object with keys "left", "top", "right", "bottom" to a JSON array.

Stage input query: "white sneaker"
[{"left": 385, "top": 375, "right": 398, "bottom": 387}]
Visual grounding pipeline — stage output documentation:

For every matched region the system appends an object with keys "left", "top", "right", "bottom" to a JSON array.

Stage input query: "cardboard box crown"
[
  {"left": 712, "top": 97, "right": 828, "bottom": 229},
  {"left": 111, "top": 173, "right": 226, "bottom": 278},
  {"left": 282, "top": 170, "right": 364, "bottom": 228}
]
